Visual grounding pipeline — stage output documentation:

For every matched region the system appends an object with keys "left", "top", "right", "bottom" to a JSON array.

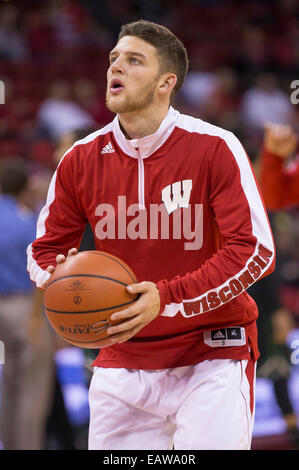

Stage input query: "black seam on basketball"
[
  {"left": 44, "top": 298, "right": 137, "bottom": 314},
  {"left": 79, "top": 251, "right": 137, "bottom": 283},
  {"left": 46, "top": 274, "right": 128, "bottom": 289}
]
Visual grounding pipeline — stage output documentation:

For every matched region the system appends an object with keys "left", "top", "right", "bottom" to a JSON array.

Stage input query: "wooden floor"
[{"left": 251, "top": 433, "right": 296, "bottom": 450}]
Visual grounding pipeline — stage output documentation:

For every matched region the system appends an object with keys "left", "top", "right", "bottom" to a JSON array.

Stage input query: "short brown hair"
[{"left": 118, "top": 19, "right": 189, "bottom": 101}]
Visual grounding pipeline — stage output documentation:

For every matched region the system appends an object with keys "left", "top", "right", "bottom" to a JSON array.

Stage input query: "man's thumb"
[{"left": 126, "top": 282, "right": 146, "bottom": 294}]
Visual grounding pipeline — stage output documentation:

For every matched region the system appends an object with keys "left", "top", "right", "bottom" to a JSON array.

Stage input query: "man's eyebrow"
[{"left": 109, "top": 50, "right": 146, "bottom": 59}]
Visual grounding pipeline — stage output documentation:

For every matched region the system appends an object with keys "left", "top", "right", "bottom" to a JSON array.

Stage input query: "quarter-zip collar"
[{"left": 112, "top": 106, "right": 180, "bottom": 159}]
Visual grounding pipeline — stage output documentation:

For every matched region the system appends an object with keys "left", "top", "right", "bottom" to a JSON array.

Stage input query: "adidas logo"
[
  {"left": 212, "top": 330, "right": 226, "bottom": 340},
  {"left": 101, "top": 142, "right": 115, "bottom": 155}
]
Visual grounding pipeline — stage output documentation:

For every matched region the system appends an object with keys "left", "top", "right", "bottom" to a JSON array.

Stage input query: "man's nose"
[{"left": 110, "top": 57, "right": 124, "bottom": 74}]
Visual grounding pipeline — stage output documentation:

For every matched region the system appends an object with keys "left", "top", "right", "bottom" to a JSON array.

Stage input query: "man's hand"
[
  {"left": 103, "top": 281, "right": 161, "bottom": 345},
  {"left": 43, "top": 247, "right": 78, "bottom": 288},
  {"left": 264, "top": 122, "right": 298, "bottom": 159}
]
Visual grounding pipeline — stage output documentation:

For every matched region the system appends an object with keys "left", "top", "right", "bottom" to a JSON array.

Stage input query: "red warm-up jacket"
[{"left": 27, "top": 107, "right": 275, "bottom": 369}]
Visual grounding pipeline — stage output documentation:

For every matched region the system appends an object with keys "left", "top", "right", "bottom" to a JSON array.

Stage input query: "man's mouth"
[{"left": 110, "top": 78, "right": 124, "bottom": 94}]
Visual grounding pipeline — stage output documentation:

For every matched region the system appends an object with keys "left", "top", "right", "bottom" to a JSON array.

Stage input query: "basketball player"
[
  {"left": 260, "top": 122, "right": 299, "bottom": 209},
  {"left": 27, "top": 20, "right": 275, "bottom": 450},
  {"left": 258, "top": 122, "right": 299, "bottom": 448}
]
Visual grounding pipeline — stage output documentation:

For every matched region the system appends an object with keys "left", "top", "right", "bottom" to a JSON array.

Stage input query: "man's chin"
[
  {"left": 106, "top": 101, "right": 133, "bottom": 115},
  {"left": 106, "top": 98, "right": 125, "bottom": 114},
  {"left": 105, "top": 97, "right": 116, "bottom": 113},
  {"left": 106, "top": 90, "right": 126, "bottom": 110},
  {"left": 106, "top": 94, "right": 143, "bottom": 114}
]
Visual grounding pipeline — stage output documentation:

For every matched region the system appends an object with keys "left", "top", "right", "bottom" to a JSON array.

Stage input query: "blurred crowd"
[
  {"left": 0, "top": 0, "right": 298, "bottom": 450},
  {"left": 0, "top": 0, "right": 298, "bottom": 167}
]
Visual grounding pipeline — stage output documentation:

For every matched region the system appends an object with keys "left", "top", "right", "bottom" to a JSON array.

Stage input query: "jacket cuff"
[{"left": 156, "top": 280, "right": 168, "bottom": 315}]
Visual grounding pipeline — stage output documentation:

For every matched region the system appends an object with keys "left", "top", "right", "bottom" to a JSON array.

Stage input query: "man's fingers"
[
  {"left": 126, "top": 281, "right": 149, "bottom": 295},
  {"left": 265, "top": 121, "right": 290, "bottom": 134},
  {"left": 107, "top": 315, "right": 140, "bottom": 335},
  {"left": 110, "top": 304, "right": 140, "bottom": 322},
  {"left": 67, "top": 247, "right": 78, "bottom": 257},
  {"left": 56, "top": 248, "right": 77, "bottom": 264},
  {"left": 109, "top": 284, "right": 148, "bottom": 321},
  {"left": 266, "top": 123, "right": 295, "bottom": 140},
  {"left": 99, "top": 280, "right": 160, "bottom": 344},
  {"left": 107, "top": 325, "right": 141, "bottom": 344},
  {"left": 44, "top": 248, "right": 78, "bottom": 288},
  {"left": 117, "top": 326, "right": 141, "bottom": 344},
  {"left": 110, "top": 291, "right": 150, "bottom": 321},
  {"left": 56, "top": 254, "right": 66, "bottom": 264}
]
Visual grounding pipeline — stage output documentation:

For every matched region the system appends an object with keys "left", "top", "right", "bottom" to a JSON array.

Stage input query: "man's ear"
[{"left": 158, "top": 73, "right": 177, "bottom": 97}]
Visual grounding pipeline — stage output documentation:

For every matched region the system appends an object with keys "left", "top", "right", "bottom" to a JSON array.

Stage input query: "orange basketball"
[{"left": 43, "top": 251, "right": 138, "bottom": 349}]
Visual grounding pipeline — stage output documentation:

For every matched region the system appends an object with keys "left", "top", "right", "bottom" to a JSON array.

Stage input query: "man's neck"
[{"left": 118, "top": 104, "right": 170, "bottom": 140}]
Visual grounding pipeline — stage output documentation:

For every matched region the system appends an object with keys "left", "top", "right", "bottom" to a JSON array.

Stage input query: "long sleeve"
[
  {"left": 27, "top": 150, "right": 87, "bottom": 288},
  {"left": 157, "top": 135, "right": 276, "bottom": 318},
  {"left": 260, "top": 148, "right": 299, "bottom": 210}
]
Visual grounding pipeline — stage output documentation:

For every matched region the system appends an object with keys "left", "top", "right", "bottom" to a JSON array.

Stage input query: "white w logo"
[{"left": 161, "top": 179, "right": 192, "bottom": 215}]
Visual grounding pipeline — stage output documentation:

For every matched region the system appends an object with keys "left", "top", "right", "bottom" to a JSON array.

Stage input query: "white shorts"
[{"left": 88, "top": 359, "right": 256, "bottom": 450}]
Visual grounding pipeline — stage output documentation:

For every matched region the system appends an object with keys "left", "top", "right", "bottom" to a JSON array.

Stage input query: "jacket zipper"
[{"left": 136, "top": 147, "right": 145, "bottom": 210}]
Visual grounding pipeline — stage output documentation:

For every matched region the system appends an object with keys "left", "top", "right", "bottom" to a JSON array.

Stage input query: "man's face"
[{"left": 106, "top": 35, "right": 162, "bottom": 114}]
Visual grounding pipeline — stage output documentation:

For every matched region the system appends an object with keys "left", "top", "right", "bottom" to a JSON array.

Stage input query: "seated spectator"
[
  {"left": 234, "top": 25, "right": 274, "bottom": 77},
  {"left": 179, "top": 56, "right": 220, "bottom": 113},
  {"left": 37, "top": 79, "right": 95, "bottom": 140},
  {"left": 203, "top": 67, "right": 242, "bottom": 133},
  {"left": 26, "top": 7, "right": 55, "bottom": 61},
  {"left": 72, "top": 78, "right": 114, "bottom": 127},
  {"left": 241, "top": 73, "right": 294, "bottom": 132},
  {"left": 47, "top": 0, "right": 86, "bottom": 49},
  {"left": 0, "top": 3, "right": 29, "bottom": 62}
]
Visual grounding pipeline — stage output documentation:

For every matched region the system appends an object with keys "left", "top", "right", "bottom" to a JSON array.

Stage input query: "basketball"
[{"left": 43, "top": 251, "right": 138, "bottom": 349}]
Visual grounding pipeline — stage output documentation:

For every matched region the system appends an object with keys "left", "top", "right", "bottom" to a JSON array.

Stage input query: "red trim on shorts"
[{"left": 245, "top": 359, "right": 256, "bottom": 415}]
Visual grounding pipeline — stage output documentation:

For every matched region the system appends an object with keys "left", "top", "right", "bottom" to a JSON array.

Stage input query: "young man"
[{"left": 28, "top": 20, "right": 275, "bottom": 450}]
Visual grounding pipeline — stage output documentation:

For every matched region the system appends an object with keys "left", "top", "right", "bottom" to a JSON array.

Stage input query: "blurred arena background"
[{"left": 0, "top": 0, "right": 298, "bottom": 450}]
